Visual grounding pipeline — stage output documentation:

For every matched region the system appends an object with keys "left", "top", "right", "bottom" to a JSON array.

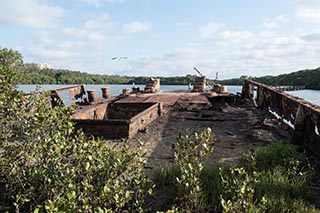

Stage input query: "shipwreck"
[{"left": 50, "top": 76, "right": 235, "bottom": 139}]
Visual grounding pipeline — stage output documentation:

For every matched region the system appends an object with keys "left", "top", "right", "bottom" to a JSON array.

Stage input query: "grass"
[
  {"left": 244, "top": 140, "right": 305, "bottom": 172},
  {"left": 153, "top": 141, "right": 319, "bottom": 212}
]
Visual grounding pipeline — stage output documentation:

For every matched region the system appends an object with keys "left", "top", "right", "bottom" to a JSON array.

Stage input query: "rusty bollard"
[
  {"left": 87, "top": 90, "right": 96, "bottom": 102},
  {"left": 101, "top": 87, "right": 110, "bottom": 98},
  {"left": 122, "top": 88, "right": 131, "bottom": 96}
]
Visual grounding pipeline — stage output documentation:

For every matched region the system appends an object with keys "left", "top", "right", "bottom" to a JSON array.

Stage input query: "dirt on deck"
[
  {"left": 109, "top": 91, "right": 290, "bottom": 174},
  {"left": 101, "top": 90, "right": 320, "bottom": 210}
]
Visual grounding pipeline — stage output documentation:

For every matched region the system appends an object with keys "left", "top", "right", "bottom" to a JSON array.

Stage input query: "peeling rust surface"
[
  {"left": 72, "top": 101, "right": 161, "bottom": 139},
  {"left": 242, "top": 79, "right": 320, "bottom": 159}
]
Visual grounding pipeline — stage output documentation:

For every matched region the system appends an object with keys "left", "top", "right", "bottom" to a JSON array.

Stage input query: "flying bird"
[{"left": 112, "top": 57, "right": 128, "bottom": 60}]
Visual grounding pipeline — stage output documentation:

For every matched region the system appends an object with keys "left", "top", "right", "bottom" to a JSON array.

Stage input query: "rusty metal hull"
[{"left": 73, "top": 102, "right": 161, "bottom": 139}]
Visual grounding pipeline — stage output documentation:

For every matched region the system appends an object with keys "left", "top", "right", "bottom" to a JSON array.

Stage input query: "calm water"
[
  {"left": 287, "top": 90, "right": 320, "bottom": 106},
  {"left": 17, "top": 84, "right": 320, "bottom": 106}
]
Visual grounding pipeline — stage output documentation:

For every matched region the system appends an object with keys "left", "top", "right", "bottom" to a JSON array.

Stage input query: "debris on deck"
[
  {"left": 49, "top": 76, "right": 238, "bottom": 140},
  {"left": 73, "top": 102, "right": 162, "bottom": 139},
  {"left": 144, "top": 78, "right": 160, "bottom": 93},
  {"left": 48, "top": 78, "right": 319, "bottom": 167},
  {"left": 193, "top": 76, "right": 206, "bottom": 92},
  {"left": 242, "top": 79, "right": 320, "bottom": 159}
]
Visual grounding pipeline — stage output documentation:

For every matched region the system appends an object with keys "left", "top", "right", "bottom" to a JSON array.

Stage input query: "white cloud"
[
  {"left": 297, "top": 8, "right": 320, "bottom": 23},
  {"left": 19, "top": 44, "right": 77, "bottom": 65},
  {"left": 259, "top": 15, "right": 290, "bottom": 29},
  {"left": 87, "top": 32, "right": 108, "bottom": 43},
  {"left": 63, "top": 27, "right": 122, "bottom": 48},
  {"left": 19, "top": 12, "right": 152, "bottom": 71},
  {"left": 79, "top": 0, "right": 124, "bottom": 7},
  {"left": 258, "top": 31, "right": 276, "bottom": 39},
  {"left": 84, "top": 13, "right": 112, "bottom": 30},
  {"left": 216, "top": 31, "right": 255, "bottom": 43},
  {"left": 23, "top": 28, "right": 320, "bottom": 79},
  {"left": 62, "top": 13, "right": 123, "bottom": 47},
  {"left": 270, "top": 36, "right": 304, "bottom": 46},
  {"left": 124, "top": 30, "right": 319, "bottom": 79},
  {"left": 296, "top": 0, "right": 320, "bottom": 23},
  {"left": 276, "top": 15, "right": 290, "bottom": 23},
  {"left": 80, "top": 0, "right": 102, "bottom": 7},
  {"left": 38, "top": 36, "right": 84, "bottom": 50},
  {"left": 88, "top": 32, "right": 122, "bottom": 47},
  {"left": 0, "top": 0, "right": 64, "bottom": 28},
  {"left": 260, "top": 21, "right": 278, "bottom": 29},
  {"left": 121, "top": 49, "right": 204, "bottom": 77},
  {"left": 199, "top": 22, "right": 223, "bottom": 40},
  {"left": 63, "top": 28, "right": 87, "bottom": 38},
  {"left": 199, "top": 24, "right": 254, "bottom": 45},
  {"left": 230, "top": 32, "right": 319, "bottom": 78},
  {"left": 123, "top": 21, "right": 151, "bottom": 33},
  {"left": 301, "top": 30, "right": 320, "bottom": 42}
]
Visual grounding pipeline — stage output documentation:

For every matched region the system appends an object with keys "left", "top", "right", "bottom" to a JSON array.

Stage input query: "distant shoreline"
[{"left": 17, "top": 84, "right": 320, "bottom": 106}]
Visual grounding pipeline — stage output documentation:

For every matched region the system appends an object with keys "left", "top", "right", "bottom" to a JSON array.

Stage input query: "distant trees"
[
  {"left": 21, "top": 65, "right": 133, "bottom": 85},
  {"left": 253, "top": 68, "right": 320, "bottom": 90},
  {"left": 19, "top": 64, "right": 199, "bottom": 85},
  {"left": 217, "top": 78, "right": 243, "bottom": 85},
  {"left": 218, "top": 68, "right": 320, "bottom": 90},
  {"left": 20, "top": 65, "right": 320, "bottom": 89}
]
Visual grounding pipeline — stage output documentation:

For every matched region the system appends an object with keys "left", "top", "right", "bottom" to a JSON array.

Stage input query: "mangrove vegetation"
[{"left": 218, "top": 68, "right": 320, "bottom": 90}]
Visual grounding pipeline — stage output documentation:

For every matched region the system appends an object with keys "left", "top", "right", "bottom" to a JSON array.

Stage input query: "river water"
[{"left": 17, "top": 84, "right": 320, "bottom": 106}]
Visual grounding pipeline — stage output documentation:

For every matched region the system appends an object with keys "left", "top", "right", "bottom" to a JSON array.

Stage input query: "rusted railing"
[
  {"left": 50, "top": 85, "right": 86, "bottom": 107},
  {"left": 242, "top": 79, "right": 320, "bottom": 157},
  {"left": 271, "top": 85, "right": 305, "bottom": 91}
]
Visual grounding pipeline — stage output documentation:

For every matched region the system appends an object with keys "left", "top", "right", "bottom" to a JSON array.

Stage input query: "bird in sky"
[{"left": 112, "top": 57, "right": 128, "bottom": 60}]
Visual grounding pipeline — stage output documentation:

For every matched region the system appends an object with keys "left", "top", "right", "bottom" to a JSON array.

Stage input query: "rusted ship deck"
[
  {"left": 112, "top": 91, "right": 290, "bottom": 170},
  {"left": 50, "top": 78, "right": 319, "bottom": 171},
  {"left": 48, "top": 78, "right": 320, "bottom": 208}
]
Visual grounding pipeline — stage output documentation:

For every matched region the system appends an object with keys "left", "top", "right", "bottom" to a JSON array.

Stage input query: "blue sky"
[{"left": 1, "top": 0, "right": 320, "bottom": 79}]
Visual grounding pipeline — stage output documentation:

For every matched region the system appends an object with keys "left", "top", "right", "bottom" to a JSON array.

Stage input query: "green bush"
[
  {"left": 0, "top": 90, "right": 153, "bottom": 212},
  {"left": 0, "top": 48, "right": 25, "bottom": 139},
  {"left": 220, "top": 141, "right": 316, "bottom": 212},
  {"left": 156, "top": 141, "right": 317, "bottom": 213},
  {"left": 220, "top": 166, "right": 267, "bottom": 212},
  {"left": 173, "top": 128, "right": 214, "bottom": 212},
  {"left": 0, "top": 47, "right": 153, "bottom": 212}
]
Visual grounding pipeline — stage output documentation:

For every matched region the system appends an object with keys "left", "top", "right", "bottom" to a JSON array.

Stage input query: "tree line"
[
  {"left": 218, "top": 68, "right": 320, "bottom": 90},
  {"left": 20, "top": 64, "right": 200, "bottom": 85}
]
